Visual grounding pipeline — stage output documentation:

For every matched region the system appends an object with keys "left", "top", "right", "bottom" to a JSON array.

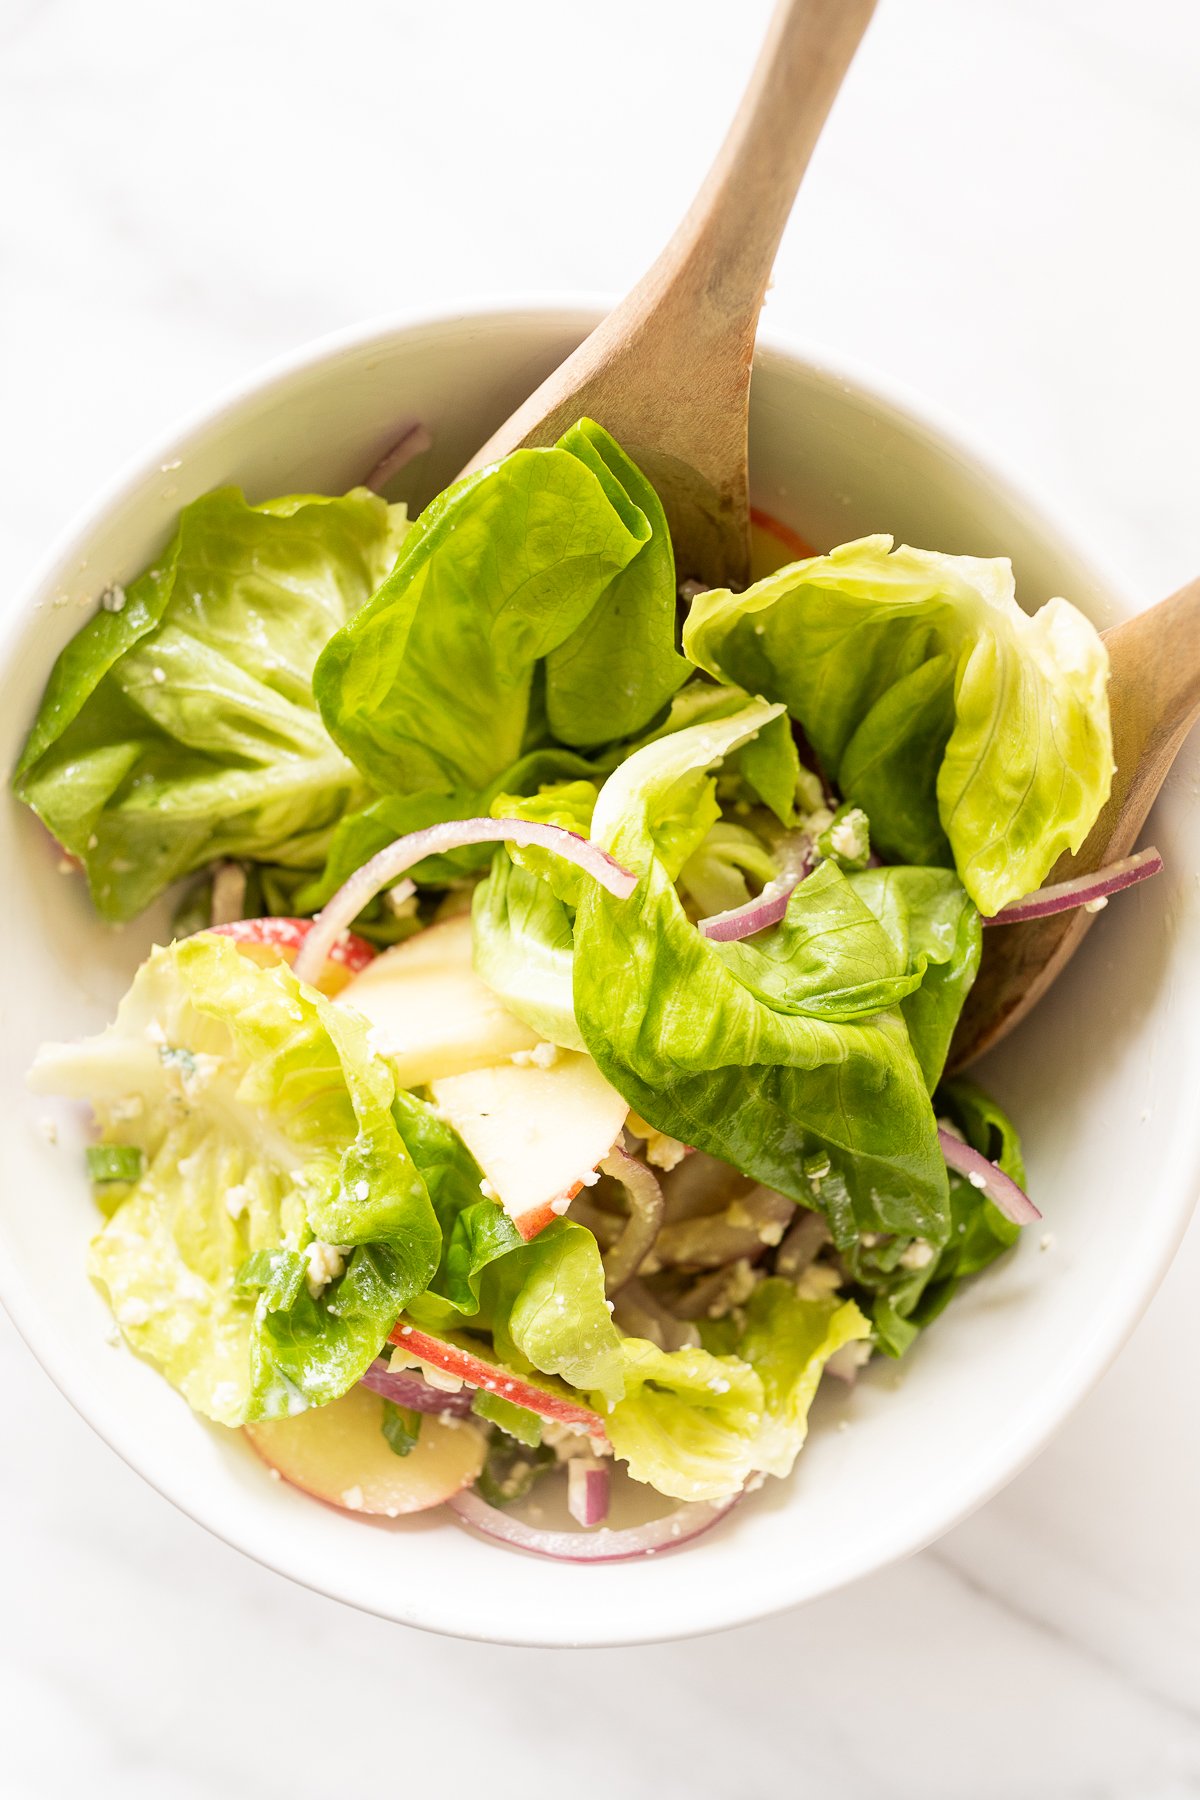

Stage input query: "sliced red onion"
[
  {"left": 446, "top": 1486, "right": 739, "bottom": 1562},
  {"left": 566, "top": 1459, "right": 611, "bottom": 1528},
  {"left": 293, "top": 819, "right": 635, "bottom": 988},
  {"left": 599, "top": 1146, "right": 665, "bottom": 1294},
  {"left": 359, "top": 1359, "right": 473, "bottom": 1418},
  {"left": 938, "top": 1127, "right": 1041, "bottom": 1226},
  {"left": 364, "top": 421, "right": 434, "bottom": 493},
  {"left": 983, "top": 847, "right": 1162, "bottom": 926},
  {"left": 699, "top": 833, "right": 815, "bottom": 943}
]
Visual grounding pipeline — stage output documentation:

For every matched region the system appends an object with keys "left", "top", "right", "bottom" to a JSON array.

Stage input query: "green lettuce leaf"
[
  {"left": 29, "top": 934, "right": 440, "bottom": 1422},
  {"left": 845, "top": 866, "right": 981, "bottom": 1091},
  {"left": 852, "top": 1075, "right": 1024, "bottom": 1356},
  {"left": 684, "top": 535, "right": 1114, "bottom": 914},
  {"left": 594, "top": 1338, "right": 765, "bottom": 1502},
  {"left": 574, "top": 700, "right": 951, "bottom": 1248},
  {"left": 543, "top": 420, "right": 688, "bottom": 747},
  {"left": 315, "top": 423, "right": 682, "bottom": 799},
  {"left": 471, "top": 848, "right": 583, "bottom": 1051},
  {"left": 14, "top": 488, "right": 405, "bottom": 921},
  {"left": 731, "top": 1280, "right": 870, "bottom": 1477},
  {"left": 477, "top": 1219, "right": 624, "bottom": 1405}
]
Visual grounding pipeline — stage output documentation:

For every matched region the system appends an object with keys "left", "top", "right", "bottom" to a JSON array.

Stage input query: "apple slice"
[
  {"left": 389, "top": 1323, "right": 608, "bottom": 1442},
  {"left": 336, "top": 912, "right": 541, "bottom": 1085},
  {"left": 428, "top": 1052, "right": 628, "bottom": 1238},
  {"left": 244, "top": 1383, "right": 485, "bottom": 1516},
  {"left": 211, "top": 916, "right": 375, "bottom": 998}
]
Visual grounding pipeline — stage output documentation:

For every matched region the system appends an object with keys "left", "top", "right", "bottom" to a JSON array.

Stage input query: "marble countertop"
[{"left": 2, "top": 1, "right": 1199, "bottom": 1793}]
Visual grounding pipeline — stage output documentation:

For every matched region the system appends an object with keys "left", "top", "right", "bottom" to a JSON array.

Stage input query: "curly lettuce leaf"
[
  {"left": 684, "top": 535, "right": 1113, "bottom": 914},
  {"left": 14, "top": 489, "right": 405, "bottom": 922},
  {"left": 29, "top": 935, "right": 440, "bottom": 1422},
  {"left": 574, "top": 701, "right": 951, "bottom": 1248}
]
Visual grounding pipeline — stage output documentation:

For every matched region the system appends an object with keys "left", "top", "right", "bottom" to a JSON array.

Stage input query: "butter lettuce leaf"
[
  {"left": 595, "top": 1339, "right": 765, "bottom": 1502},
  {"left": 14, "top": 488, "right": 405, "bottom": 922},
  {"left": 478, "top": 1219, "right": 624, "bottom": 1405},
  {"left": 684, "top": 535, "right": 1113, "bottom": 914},
  {"left": 732, "top": 1280, "right": 870, "bottom": 1477},
  {"left": 574, "top": 701, "right": 951, "bottom": 1248},
  {"left": 315, "top": 422, "right": 682, "bottom": 799},
  {"left": 29, "top": 934, "right": 440, "bottom": 1423},
  {"left": 852, "top": 1075, "right": 1024, "bottom": 1356},
  {"left": 544, "top": 419, "right": 688, "bottom": 747}
]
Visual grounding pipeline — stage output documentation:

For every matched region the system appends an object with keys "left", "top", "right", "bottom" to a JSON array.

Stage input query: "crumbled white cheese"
[
  {"left": 644, "top": 1130, "right": 687, "bottom": 1171},
  {"left": 758, "top": 1219, "right": 785, "bottom": 1246},
  {"left": 419, "top": 1365, "right": 465, "bottom": 1394},
  {"left": 1084, "top": 895, "right": 1109, "bottom": 914},
  {"left": 510, "top": 1041, "right": 561, "bottom": 1070},
  {"left": 304, "top": 1240, "right": 348, "bottom": 1298},
  {"left": 151, "top": 667, "right": 167, "bottom": 685},
  {"left": 100, "top": 583, "right": 126, "bottom": 613},
  {"left": 354, "top": 1178, "right": 370, "bottom": 1202},
  {"left": 579, "top": 1168, "right": 601, "bottom": 1188},
  {"left": 341, "top": 1485, "right": 365, "bottom": 1511},
  {"left": 794, "top": 1262, "right": 844, "bottom": 1301},
  {"left": 1039, "top": 1232, "right": 1057, "bottom": 1253},
  {"left": 549, "top": 1193, "right": 573, "bottom": 1215},
  {"left": 225, "top": 1183, "right": 250, "bottom": 1221},
  {"left": 826, "top": 1339, "right": 872, "bottom": 1381},
  {"left": 829, "top": 807, "right": 869, "bottom": 863},
  {"left": 899, "top": 1239, "right": 935, "bottom": 1270},
  {"left": 967, "top": 1170, "right": 989, "bottom": 1191}
]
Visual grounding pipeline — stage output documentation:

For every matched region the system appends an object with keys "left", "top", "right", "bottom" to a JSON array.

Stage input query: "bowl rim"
[{"left": 1, "top": 295, "right": 1189, "bottom": 1645}]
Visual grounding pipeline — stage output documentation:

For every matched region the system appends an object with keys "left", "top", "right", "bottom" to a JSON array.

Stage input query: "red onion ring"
[
  {"left": 446, "top": 1486, "right": 739, "bottom": 1562},
  {"left": 599, "top": 1146, "right": 665, "bottom": 1294},
  {"left": 359, "top": 1359, "right": 474, "bottom": 1418},
  {"left": 938, "top": 1127, "right": 1041, "bottom": 1226},
  {"left": 364, "top": 421, "right": 434, "bottom": 494},
  {"left": 983, "top": 847, "right": 1162, "bottom": 925},
  {"left": 566, "top": 1459, "right": 611, "bottom": 1528},
  {"left": 698, "top": 833, "right": 815, "bottom": 943},
  {"left": 292, "top": 820, "right": 635, "bottom": 988}
]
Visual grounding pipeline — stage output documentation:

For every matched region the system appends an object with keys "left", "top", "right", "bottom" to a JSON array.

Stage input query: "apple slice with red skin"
[
  {"left": 428, "top": 1053, "right": 628, "bottom": 1240},
  {"left": 210, "top": 917, "right": 375, "bottom": 997},
  {"left": 389, "top": 1322, "right": 609, "bottom": 1444},
  {"left": 244, "top": 1382, "right": 485, "bottom": 1515}
]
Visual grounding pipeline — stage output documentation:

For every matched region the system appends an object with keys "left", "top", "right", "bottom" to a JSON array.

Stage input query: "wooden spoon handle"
[
  {"left": 1101, "top": 573, "right": 1200, "bottom": 857},
  {"left": 461, "top": 0, "right": 877, "bottom": 583}
]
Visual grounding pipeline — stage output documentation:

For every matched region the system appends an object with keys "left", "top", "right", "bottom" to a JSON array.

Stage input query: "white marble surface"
[{"left": 2, "top": 0, "right": 1199, "bottom": 1792}]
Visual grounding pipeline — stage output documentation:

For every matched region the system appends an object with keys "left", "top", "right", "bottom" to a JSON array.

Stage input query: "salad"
[{"left": 16, "top": 418, "right": 1158, "bottom": 1560}]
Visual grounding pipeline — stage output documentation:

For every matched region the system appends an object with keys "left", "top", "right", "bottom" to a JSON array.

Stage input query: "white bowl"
[{"left": 2, "top": 303, "right": 1195, "bottom": 1648}]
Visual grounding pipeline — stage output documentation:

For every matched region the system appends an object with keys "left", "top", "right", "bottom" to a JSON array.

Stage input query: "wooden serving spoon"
[
  {"left": 459, "top": 0, "right": 878, "bottom": 587},
  {"left": 951, "top": 572, "right": 1200, "bottom": 1068}
]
